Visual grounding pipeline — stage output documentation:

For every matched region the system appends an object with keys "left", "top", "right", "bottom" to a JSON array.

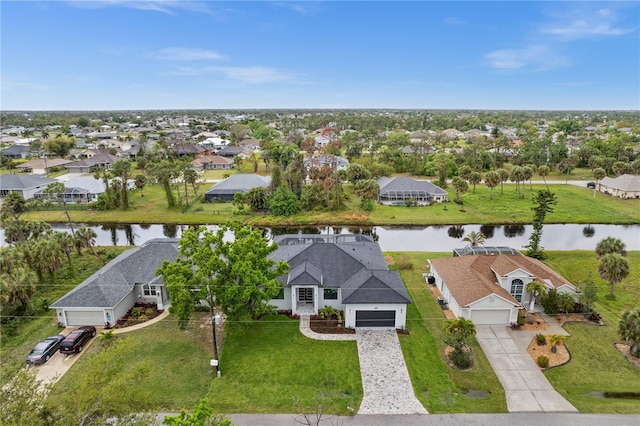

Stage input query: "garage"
[
  {"left": 356, "top": 310, "right": 396, "bottom": 327},
  {"left": 64, "top": 310, "right": 104, "bottom": 326},
  {"left": 469, "top": 309, "right": 511, "bottom": 325}
]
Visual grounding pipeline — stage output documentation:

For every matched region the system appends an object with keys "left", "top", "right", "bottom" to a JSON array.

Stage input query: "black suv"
[
  {"left": 587, "top": 182, "right": 596, "bottom": 189},
  {"left": 59, "top": 326, "right": 96, "bottom": 355}
]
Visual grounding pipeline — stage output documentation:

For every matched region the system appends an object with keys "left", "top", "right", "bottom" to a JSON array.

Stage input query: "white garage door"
[
  {"left": 65, "top": 310, "right": 104, "bottom": 326},
  {"left": 469, "top": 309, "right": 511, "bottom": 325}
]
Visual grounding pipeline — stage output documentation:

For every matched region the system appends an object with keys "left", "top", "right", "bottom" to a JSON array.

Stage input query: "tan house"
[
  {"left": 597, "top": 174, "right": 640, "bottom": 199},
  {"left": 428, "top": 253, "right": 578, "bottom": 325}
]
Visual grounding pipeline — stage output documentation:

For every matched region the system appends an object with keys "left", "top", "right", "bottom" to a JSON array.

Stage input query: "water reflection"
[{"left": 1, "top": 223, "right": 638, "bottom": 251}]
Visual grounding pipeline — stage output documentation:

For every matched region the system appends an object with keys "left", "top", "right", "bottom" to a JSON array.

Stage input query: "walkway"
[
  {"left": 475, "top": 324, "right": 578, "bottom": 412},
  {"left": 299, "top": 316, "right": 427, "bottom": 415}
]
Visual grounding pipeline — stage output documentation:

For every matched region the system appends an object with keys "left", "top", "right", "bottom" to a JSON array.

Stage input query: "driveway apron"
[
  {"left": 476, "top": 325, "right": 578, "bottom": 412},
  {"left": 356, "top": 329, "right": 428, "bottom": 415}
]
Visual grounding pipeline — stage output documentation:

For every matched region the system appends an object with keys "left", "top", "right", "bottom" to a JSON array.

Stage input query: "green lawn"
[
  {"left": 390, "top": 252, "right": 508, "bottom": 413},
  {"left": 540, "top": 250, "right": 640, "bottom": 413},
  {"left": 207, "top": 314, "right": 362, "bottom": 414},
  {"left": 21, "top": 181, "right": 639, "bottom": 226}
]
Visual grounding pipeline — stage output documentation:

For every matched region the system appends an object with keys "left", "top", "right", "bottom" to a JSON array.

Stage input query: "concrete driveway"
[
  {"left": 32, "top": 329, "right": 98, "bottom": 387},
  {"left": 476, "top": 325, "right": 578, "bottom": 412}
]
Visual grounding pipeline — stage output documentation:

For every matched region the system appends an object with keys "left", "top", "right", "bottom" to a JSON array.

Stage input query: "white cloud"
[
  {"left": 65, "top": 1, "right": 216, "bottom": 16},
  {"left": 150, "top": 48, "right": 225, "bottom": 61},
  {"left": 539, "top": 7, "right": 636, "bottom": 40},
  {"left": 167, "top": 66, "right": 292, "bottom": 83},
  {"left": 486, "top": 45, "right": 569, "bottom": 72},
  {"left": 444, "top": 17, "right": 465, "bottom": 26}
]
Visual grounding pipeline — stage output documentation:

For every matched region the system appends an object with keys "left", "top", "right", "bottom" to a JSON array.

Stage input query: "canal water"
[{"left": 3, "top": 223, "right": 638, "bottom": 252}]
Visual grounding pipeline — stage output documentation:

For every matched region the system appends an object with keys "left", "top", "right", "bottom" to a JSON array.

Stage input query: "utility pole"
[{"left": 211, "top": 312, "right": 221, "bottom": 377}]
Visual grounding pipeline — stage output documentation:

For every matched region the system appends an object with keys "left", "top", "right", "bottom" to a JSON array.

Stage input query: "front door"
[{"left": 298, "top": 288, "right": 313, "bottom": 304}]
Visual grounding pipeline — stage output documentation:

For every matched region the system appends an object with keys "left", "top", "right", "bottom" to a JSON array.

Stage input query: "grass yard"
[
  {"left": 22, "top": 180, "right": 639, "bottom": 226},
  {"left": 390, "top": 252, "right": 508, "bottom": 413},
  {"left": 47, "top": 312, "right": 214, "bottom": 413},
  {"left": 0, "top": 249, "right": 126, "bottom": 388},
  {"left": 540, "top": 250, "right": 640, "bottom": 413},
  {"left": 207, "top": 314, "right": 362, "bottom": 415}
]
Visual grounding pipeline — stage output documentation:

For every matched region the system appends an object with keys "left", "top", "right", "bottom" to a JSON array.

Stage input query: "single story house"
[
  {"left": 216, "top": 146, "right": 249, "bottom": 158},
  {"left": 1, "top": 145, "right": 30, "bottom": 159},
  {"left": 0, "top": 174, "right": 57, "bottom": 200},
  {"left": 304, "top": 154, "right": 349, "bottom": 172},
  {"left": 192, "top": 155, "right": 234, "bottom": 172},
  {"left": 204, "top": 173, "right": 270, "bottom": 202},
  {"left": 16, "top": 158, "right": 73, "bottom": 175},
  {"left": 65, "top": 152, "right": 119, "bottom": 173},
  {"left": 428, "top": 252, "right": 578, "bottom": 325},
  {"left": 33, "top": 176, "right": 106, "bottom": 204},
  {"left": 597, "top": 174, "right": 640, "bottom": 199},
  {"left": 269, "top": 234, "right": 411, "bottom": 329},
  {"left": 377, "top": 177, "right": 448, "bottom": 205},
  {"left": 50, "top": 239, "right": 179, "bottom": 327}
]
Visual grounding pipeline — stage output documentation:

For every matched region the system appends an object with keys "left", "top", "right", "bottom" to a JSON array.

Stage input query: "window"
[
  {"left": 274, "top": 288, "right": 285, "bottom": 300},
  {"left": 510, "top": 279, "right": 524, "bottom": 302},
  {"left": 143, "top": 284, "right": 157, "bottom": 296},
  {"left": 323, "top": 288, "right": 338, "bottom": 300}
]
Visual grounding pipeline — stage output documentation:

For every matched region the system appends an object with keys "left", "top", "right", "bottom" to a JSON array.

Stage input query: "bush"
[
  {"left": 541, "top": 288, "right": 559, "bottom": 314},
  {"left": 360, "top": 199, "right": 375, "bottom": 212},
  {"left": 536, "top": 333, "right": 547, "bottom": 346},
  {"left": 537, "top": 355, "right": 549, "bottom": 368},
  {"left": 587, "top": 310, "right": 602, "bottom": 322},
  {"left": 396, "top": 256, "right": 414, "bottom": 270},
  {"left": 449, "top": 347, "right": 472, "bottom": 369}
]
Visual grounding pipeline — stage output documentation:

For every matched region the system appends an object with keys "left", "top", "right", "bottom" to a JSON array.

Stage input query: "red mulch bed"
[
  {"left": 115, "top": 302, "right": 162, "bottom": 328},
  {"left": 309, "top": 316, "right": 355, "bottom": 334}
]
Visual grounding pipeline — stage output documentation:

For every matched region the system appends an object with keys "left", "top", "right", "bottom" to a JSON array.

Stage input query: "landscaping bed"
[
  {"left": 309, "top": 313, "right": 355, "bottom": 335},
  {"left": 115, "top": 303, "right": 163, "bottom": 328}
]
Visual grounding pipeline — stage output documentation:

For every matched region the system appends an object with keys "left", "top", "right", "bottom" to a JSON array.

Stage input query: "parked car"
[
  {"left": 59, "top": 326, "right": 96, "bottom": 355},
  {"left": 26, "top": 335, "right": 66, "bottom": 365},
  {"left": 587, "top": 182, "right": 596, "bottom": 188}
]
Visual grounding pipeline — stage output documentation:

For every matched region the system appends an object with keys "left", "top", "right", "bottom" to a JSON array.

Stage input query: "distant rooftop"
[{"left": 453, "top": 246, "right": 522, "bottom": 257}]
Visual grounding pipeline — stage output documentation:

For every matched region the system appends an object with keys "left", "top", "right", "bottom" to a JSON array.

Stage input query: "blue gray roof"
[
  {"left": 0, "top": 174, "right": 57, "bottom": 190},
  {"left": 50, "top": 239, "right": 179, "bottom": 309},
  {"left": 378, "top": 177, "right": 447, "bottom": 195},
  {"left": 205, "top": 174, "right": 270, "bottom": 196},
  {"left": 271, "top": 234, "right": 411, "bottom": 305}
]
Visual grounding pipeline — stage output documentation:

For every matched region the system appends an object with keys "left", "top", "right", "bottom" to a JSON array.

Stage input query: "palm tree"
[
  {"left": 598, "top": 253, "right": 630, "bottom": 297},
  {"left": 443, "top": 317, "right": 476, "bottom": 350},
  {"left": 526, "top": 280, "right": 547, "bottom": 312},
  {"left": 592, "top": 167, "right": 606, "bottom": 198},
  {"left": 462, "top": 231, "right": 486, "bottom": 247},
  {"left": 484, "top": 171, "right": 500, "bottom": 200},
  {"left": 0, "top": 268, "right": 37, "bottom": 315},
  {"left": 497, "top": 168, "right": 509, "bottom": 194},
  {"left": 595, "top": 236, "right": 626, "bottom": 258},
  {"left": 549, "top": 334, "right": 564, "bottom": 353},
  {"left": 468, "top": 172, "right": 482, "bottom": 194},
  {"left": 451, "top": 177, "right": 468, "bottom": 203},
  {"left": 53, "top": 232, "right": 75, "bottom": 268},
  {"left": 537, "top": 165, "right": 550, "bottom": 190},
  {"left": 618, "top": 309, "right": 640, "bottom": 358},
  {"left": 75, "top": 227, "right": 101, "bottom": 261},
  {"left": 558, "top": 292, "right": 575, "bottom": 315}
]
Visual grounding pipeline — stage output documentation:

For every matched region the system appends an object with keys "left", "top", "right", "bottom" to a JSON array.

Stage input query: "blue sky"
[{"left": 2, "top": 1, "right": 638, "bottom": 111}]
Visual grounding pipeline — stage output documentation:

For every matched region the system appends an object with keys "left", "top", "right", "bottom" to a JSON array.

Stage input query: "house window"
[
  {"left": 510, "top": 279, "right": 524, "bottom": 302},
  {"left": 324, "top": 288, "right": 338, "bottom": 300},
  {"left": 274, "top": 288, "right": 285, "bottom": 300},
  {"left": 143, "top": 284, "right": 157, "bottom": 296}
]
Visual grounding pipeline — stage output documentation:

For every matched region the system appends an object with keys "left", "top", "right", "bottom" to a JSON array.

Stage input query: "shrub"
[
  {"left": 536, "top": 333, "right": 547, "bottom": 346},
  {"left": 449, "top": 347, "right": 472, "bottom": 369},
  {"left": 360, "top": 199, "right": 375, "bottom": 212},
  {"left": 537, "top": 355, "right": 549, "bottom": 368},
  {"left": 587, "top": 310, "right": 602, "bottom": 322},
  {"left": 541, "top": 288, "right": 559, "bottom": 314},
  {"left": 396, "top": 256, "right": 414, "bottom": 270},
  {"left": 130, "top": 307, "right": 143, "bottom": 318},
  {"left": 517, "top": 314, "right": 525, "bottom": 326}
]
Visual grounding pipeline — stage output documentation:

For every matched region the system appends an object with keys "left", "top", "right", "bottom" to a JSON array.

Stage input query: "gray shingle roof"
[
  {"left": 600, "top": 174, "right": 640, "bottom": 192},
  {"left": 205, "top": 174, "right": 270, "bottom": 195},
  {"left": 50, "top": 239, "right": 179, "bottom": 309},
  {"left": 271, "top": 234, "right": 410, "bottom": 305},
  {"left": 378, "top": 176, "right": 447, "bottom": 195},
  {"left": 0, "top": 174, "right": 57, "bottom": 190}
]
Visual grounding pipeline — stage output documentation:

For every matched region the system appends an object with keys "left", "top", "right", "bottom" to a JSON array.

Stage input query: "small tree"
[
  {"left": 269, "top": 187, "right": 301, "bottom": 216},
  {"left": 468, "top": 171, "right": 482, "bottom": 194},
  {"left": 549, "top": 334, "right": 564, "bottom": 354},
  {"left": 598, "top": 253, "right": 630, "bottom": 297},
  {"left": 592, "top": 167, "right": 606, "bottom": 198},
  {"left": 451, "top": 177, "right": 468, "bottom": 203},
  {"left": 618, "top": 309, "right": 640, "bottom": 358},
  {"left": 484, "top": 171, "right": 500, "bottom": 199},
  {"left": 443, "top": 317, "right": 476, "bottom": 369},
  {"left": 524, "top": 190, "right": 557, "bottom": 260},
  {"left": 526, "top": 280, "right": 547, "bottom": 312},
  {"left": 462, "top": 231, "right": 486, "bottom": 247},
  {"left": 578, "top": 274, "right": 598, "bottom": 312},
  {"left": 595, "top": 236, "right": 626, "bottom": 258},
  {"left": 163, "top": 398, "right": 231, "bottom": 426},
  {"left": 557, "top": 292, "right": 575, "bottom": 315},
  {"left": 537, "top": 165, "right": 550, "bottom": 190}
]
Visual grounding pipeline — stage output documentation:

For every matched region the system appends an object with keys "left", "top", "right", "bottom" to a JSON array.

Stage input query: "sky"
[{"left": 1, "top": 1, "right": 639, "bottom": 111}]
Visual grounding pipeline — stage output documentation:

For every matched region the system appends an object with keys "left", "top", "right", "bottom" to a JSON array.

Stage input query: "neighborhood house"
[
  {"left": 269, "top": 234, "right": 411, "bottom": 329},
  {"left": 50, "top": 239, "right": 179, "bottom": 327},
  {"left": 428, "top": 250, "right": 578, "bottom": 325}
]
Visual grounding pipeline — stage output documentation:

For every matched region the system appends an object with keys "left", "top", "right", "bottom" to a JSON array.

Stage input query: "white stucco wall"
[
  {"left": 270, "top": 287, "right": 293, "bottom": 311},
  {"left": 344, "top": 303, "right": 407, "bottom": 329}
]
